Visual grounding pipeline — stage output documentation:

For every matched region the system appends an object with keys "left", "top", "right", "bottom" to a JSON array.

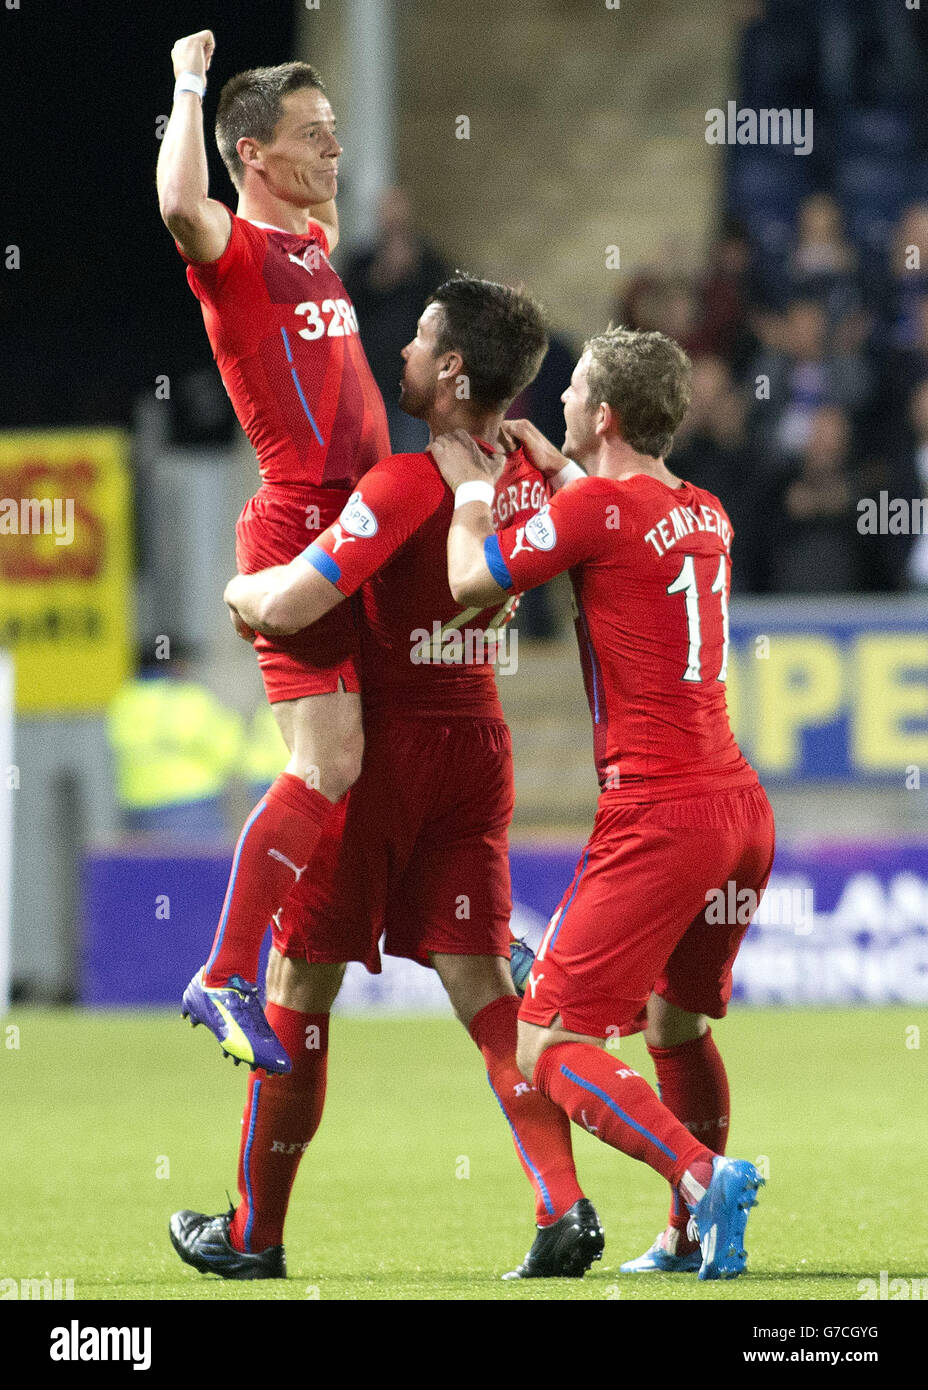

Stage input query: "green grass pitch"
[{"left": 1, "top": 1005, "right": 923, "bottom": 1301}]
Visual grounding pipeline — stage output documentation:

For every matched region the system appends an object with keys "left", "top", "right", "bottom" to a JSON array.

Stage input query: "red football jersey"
[
  {"left": 180, "top": 209, "right": 390, "bottom": 488},
  {"left": 303, "top": 444, "right": 548, "bottom": 717},
  {"left": 484, "top": 472, "right": 760, "bottom": 801}
]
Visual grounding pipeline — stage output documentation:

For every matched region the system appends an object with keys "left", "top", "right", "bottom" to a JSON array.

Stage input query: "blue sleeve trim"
[
  {"left": 484, "top": 533, "right": 513, "bottom": 590},
  {"left": 300, "top": 542, "right": 341, "bottom": 585}
]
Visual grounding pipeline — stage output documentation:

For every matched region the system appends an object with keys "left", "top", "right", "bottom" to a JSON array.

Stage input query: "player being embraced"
[
  {"left": 157, "top": 33, "right": 390, "bottom": 1073},
  {"left": 430, "top": 327, "right": 775, "bottom": 1280},
  {"left": 169, "top": 278, "right": 603, "bottom": 1281}
]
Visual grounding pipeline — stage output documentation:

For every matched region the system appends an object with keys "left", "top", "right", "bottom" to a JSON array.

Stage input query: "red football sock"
[
  {"left": 205, "top": 773, "right": 335, "bottom": 987},
  {"left": 533, "top": 1040, "right": 714, "bottom": 1192},
  {"left": 470, "top": 995, "right": 583, "bottom": 1226},
  {"left": 229, "top": 1004, "right": 329, "bottom": 1253},
  {"left": 649, "top": 1028, "right": 730, "bottom": 1239}
]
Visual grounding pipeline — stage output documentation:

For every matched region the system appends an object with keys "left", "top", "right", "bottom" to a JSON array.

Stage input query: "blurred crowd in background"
[
  {"left": 340, "top": 183, "right": 928, "bottom": 602},
  {"left": 336, "top": 3, "right": 928, "bottom": 603},
  {"left": 616, "top": 199, "right": 928, "bottom": 598},
  {"left": 620, "top": 0, "right": 928, "bottom": 598}
]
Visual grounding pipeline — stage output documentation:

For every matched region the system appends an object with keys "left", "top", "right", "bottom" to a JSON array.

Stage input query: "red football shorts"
[
  {"left": 519, "top": 783, "right": 776, "bottom": 1039},
  {"left": 273, "top": 715, "right": 515, "bottom": 970},
  {"left": 235, "top": 484, "right": 360, "bottom": 704}
]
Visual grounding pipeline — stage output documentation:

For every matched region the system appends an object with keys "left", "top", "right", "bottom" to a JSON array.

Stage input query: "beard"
[{"left": 398, "top": 373, "right": 434, "bottom": 420}]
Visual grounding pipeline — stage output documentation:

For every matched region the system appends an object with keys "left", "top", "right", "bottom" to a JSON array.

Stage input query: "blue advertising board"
[{"left": 82, "top": 838, "right": 928, "bottom": 1010}]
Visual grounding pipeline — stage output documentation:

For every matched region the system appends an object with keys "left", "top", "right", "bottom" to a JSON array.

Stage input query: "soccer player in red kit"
[
  {"left": 156, "top": 33, "right": 390, "bottom": 1072},
  {"left": 169, "top": 278, "right": 604, "bottom": 1281},
  {"left": 431, "top": 327, "right": 775, "bottom": 1280}
]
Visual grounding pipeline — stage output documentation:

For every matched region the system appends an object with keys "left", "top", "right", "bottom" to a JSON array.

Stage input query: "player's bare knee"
[
  {"left": 516, "top": 1035, "right": 540, "bottom": 1083},
  {"left": 516, "top": 1021, "right": 546, "bottom": 1082},
  {"left": 285, "top": 693, "right": 364, "bottom": 799},
  {"left": 644, "top": 994, "right": 707, "bottom": 1049},
  {"left": 285, "top": 744, "right": 360, "bottom": 801},
  {"left": 264, "top": 952, "right": 305, "bottom": 1009},
  {"left": 323, "top": 741, "right": 363, "bottom": 799},
  {"left": 266, "top": 951, "right": 345, "bottom": 1013},
  {"left": 431, "top": 953, "right": 513, "bottom": 1031}
]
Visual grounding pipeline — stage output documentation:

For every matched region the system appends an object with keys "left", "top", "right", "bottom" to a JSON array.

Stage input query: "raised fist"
[{"left": 171, "top": 31, "right": 215, "bottom": 81}]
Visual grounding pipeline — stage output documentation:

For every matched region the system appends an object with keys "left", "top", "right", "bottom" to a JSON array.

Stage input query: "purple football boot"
[{"left": 182, "top": 969, "right": 291, "bottom": 1074}]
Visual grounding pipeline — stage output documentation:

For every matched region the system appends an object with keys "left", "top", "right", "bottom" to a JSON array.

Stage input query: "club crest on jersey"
[
  {"left": 338, "top": 492, "right": 378, "bottom": 538},
  {"left": 523, "top": 506, "right": 557, "bottom": 551}
]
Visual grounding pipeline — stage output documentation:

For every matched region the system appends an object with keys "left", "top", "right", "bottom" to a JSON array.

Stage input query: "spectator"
[
  {"left": 748, "top": 298, "right": 871, "bottom": 461},
  {"left": 727, "top": 12, "right": 928, "bottom": 593},
  {"left": 342, "top": 187, "right": 450, "bottom": 452},
  {"left": 873, "top": 295, "right": 928, "bottom": 430},
  {"left": 877, "top": 377, "right": 928, "bottom": 591},
  {"left": 787, "top": 193, "right": 861, "bottom": 324},
  {"left": 763, "top": 405, "right": 862, "bottom": 592},
  {"left": 108, "top": 651, "right": 242, "bottom": 841},
  {"left": 615, "top": 270, "right": 708, "bottom": 357},
  {"left": 904, "top": 380, "right": 928, "bottom": 588},
  {"left": 656, "top": 277, "right": 711, "bottom": 357},
  {"left": 791, "top": 194, "right": 857, "bottom": 278},
  {"left": 614, "top": 267, "right": 666, "bottom": 335},
  {"left": 883, "top": 204, "right": 928, "bottom": 352},
  {"left": 748, "top": 299, "right": 828, "bottom": 460},
  {"left": 671, "top": 356, "right": 760, "bottom": 592},
  {"left": 697, "top": 224, "right": 758, "bottom": 376}
]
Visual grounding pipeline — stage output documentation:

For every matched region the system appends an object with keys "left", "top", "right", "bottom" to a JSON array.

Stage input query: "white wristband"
[
  {"left": 550, "top": 460, "right": 584, "bottom": 492},
  {"left": 454, "top": 480, "right": 495, "bottom": 509},
  {"left": 174, "top": 71, "right": 206, "bottom": 101}
]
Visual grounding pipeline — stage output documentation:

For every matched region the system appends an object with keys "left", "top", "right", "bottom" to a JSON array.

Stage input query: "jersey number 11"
[{"left": 666, "top": 554, "right": 729, "bottom": 683}]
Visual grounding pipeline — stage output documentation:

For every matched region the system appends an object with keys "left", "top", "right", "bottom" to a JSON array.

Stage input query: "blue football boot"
[
  {"left": 620, "top": 1230, "right": 703, "bottom": 1273},
  {"left": 690, "top": 1156, "right": 764, "bottom": 1280},
  {"left": 509, "top": 937, "right": 535, "bottom": 997},
  {"left": 182, "top": 969, "right": 291, "bottom": 1074}
]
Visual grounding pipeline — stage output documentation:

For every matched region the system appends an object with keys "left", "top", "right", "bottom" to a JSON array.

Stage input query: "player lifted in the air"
[
  {"left": 431, "top": 327, "right": 775, "bottom": 1280},
  {"left": 169, "top": 277, "right": 604, "bottom": 1281},
  {"left": 157, "top": 33, "right": 389, "bottom": 1073}
]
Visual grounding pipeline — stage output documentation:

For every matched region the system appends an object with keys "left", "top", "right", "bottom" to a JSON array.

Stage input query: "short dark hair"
[
  {"left": 583, "top": 327, "right": 692, "bottom": 458},
  {"left": 426, "top": 276, "right": 549, "bottom": 410},
  {"left": 215, "top": 62, "right": 326, "bottom": 188}
]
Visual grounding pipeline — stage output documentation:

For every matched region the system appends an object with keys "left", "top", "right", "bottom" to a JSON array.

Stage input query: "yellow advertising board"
[
  {"left": 0, "top": 429, "right": 133, "bottom": 713},
  {"left": 726, "top": 601, "right": 928, "bottom": 780}
]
